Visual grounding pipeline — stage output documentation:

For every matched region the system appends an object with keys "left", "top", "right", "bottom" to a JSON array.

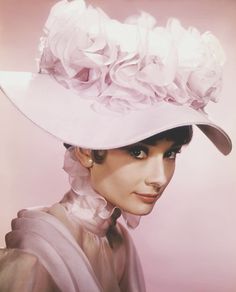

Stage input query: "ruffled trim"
[
  {"left": 62, "top": 147, "right": 140, "bottom": 236},
  {"left": 39, "top": 0, "right": 225, "bottom": 114}
]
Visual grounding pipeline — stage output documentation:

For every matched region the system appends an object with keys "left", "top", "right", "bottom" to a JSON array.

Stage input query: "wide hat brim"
[{"left": 0, "top": 71, "right": 232, "bottom": 155}]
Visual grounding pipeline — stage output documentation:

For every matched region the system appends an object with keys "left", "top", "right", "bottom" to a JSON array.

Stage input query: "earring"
[{"left": 88, "top": 158, "right": 94, "bottom": 168}]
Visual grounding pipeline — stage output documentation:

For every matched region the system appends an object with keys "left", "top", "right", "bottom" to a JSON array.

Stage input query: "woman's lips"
[{"left": 134, "top": 192, "right": 160, "bottom": 204}]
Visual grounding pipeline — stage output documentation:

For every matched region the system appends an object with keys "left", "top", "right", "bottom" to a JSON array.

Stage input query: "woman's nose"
[{"left": 144, "top": 158, "right": 169, "bottom": 190}]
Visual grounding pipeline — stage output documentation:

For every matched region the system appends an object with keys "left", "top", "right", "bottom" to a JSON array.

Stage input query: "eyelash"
[
  {"left": 164, "top": 148, "right": 182, "bottom": 159},
  {"left": 125, "top": 145, "right": 182, "bottom": 160},
  {"left": 127, "top": 146, "right": 149, "bottom": 159}
]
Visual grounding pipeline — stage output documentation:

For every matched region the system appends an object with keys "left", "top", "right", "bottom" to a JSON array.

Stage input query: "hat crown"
[{"left": 38, "top": 0, "right": 225, "bottom": 114}]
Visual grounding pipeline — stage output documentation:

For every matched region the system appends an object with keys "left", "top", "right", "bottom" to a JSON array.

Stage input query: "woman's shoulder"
[
  {"left": 0, "top": 248, "right": 48, "bottom": 272},
  {"left": 0, "top": 248, "right": 59, "bottom": 291},
  {"left": 0, "top": 247, "right": 38, "bottom": 263}
]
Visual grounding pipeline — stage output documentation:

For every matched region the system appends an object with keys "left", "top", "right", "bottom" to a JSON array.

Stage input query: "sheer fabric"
[
  {"left": 0, "top": 248, "right": 59, "bottom": 291},
  {"left": 0, "top": 192, "right": 146, "bottom": 291}
]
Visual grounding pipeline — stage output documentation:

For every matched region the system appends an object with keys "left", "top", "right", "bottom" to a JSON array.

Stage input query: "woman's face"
[{"left": 90, "top": 139, "right": 182, "bottom": 216}]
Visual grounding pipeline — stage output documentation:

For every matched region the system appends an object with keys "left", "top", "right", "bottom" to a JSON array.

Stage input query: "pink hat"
[{"left": 0, "top": 0, "right": 232, "bottom": 154}]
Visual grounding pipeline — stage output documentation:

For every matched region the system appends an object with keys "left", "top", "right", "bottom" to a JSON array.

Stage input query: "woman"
[{"left": 0, "top": 0, "right": 232, "bottom": 291}]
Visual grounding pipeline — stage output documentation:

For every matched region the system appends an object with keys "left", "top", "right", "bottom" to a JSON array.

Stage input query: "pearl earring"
[{"left": 88, "top": 158, "right": 94, "bottom": 167}]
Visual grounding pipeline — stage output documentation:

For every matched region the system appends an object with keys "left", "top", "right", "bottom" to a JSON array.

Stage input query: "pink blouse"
[
  {"left": 0, "top": 196, "right": 145, "bottom": 291},
  {"left": 0, "top": 148, "right": 146, "bottom": 291}
]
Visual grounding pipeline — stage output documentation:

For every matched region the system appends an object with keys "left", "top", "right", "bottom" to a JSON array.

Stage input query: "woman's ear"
[{"left": 74, "top": 147, "right": 94, "bottom": 168}]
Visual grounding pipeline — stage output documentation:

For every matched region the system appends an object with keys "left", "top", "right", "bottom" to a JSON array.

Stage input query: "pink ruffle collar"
[{"left": 62, "top": 147, "right": 140, "bottom": 237}]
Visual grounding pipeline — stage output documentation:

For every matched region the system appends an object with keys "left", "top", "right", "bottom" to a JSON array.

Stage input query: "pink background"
[{"left": 0, "top": 1, "right": 236, "bottom": 291}]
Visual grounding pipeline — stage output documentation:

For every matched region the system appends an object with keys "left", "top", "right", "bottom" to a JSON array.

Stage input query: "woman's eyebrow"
[
  {"left": 167, "top": 143, "right": 183, "bottom": 150},
  {"left": 120, "top": 142, "right": 148, "bottom": 150},
  {"left": 143, "top": 140, "right": 180, "bottom": 147},
  {"left": 120, "top": 140, "right": 183, "bottom": 151}
]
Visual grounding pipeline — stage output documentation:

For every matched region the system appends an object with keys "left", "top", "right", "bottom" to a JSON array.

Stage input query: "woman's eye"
[
  {"left": 165, "top": 148, "right": 181, "bottom": 160},
  {"left": 129, "top": 147, "right": 148, "bottom": 159}
]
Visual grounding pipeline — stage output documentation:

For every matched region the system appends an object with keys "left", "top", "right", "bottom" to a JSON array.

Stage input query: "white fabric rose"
[{"left": 39, "top": 0, "right": 225, "bottom": 113}]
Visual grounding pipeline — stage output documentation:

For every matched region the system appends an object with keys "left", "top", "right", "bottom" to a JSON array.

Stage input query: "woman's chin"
[{"left": 123, "top": 202, "right": 156, "bottom": 216}]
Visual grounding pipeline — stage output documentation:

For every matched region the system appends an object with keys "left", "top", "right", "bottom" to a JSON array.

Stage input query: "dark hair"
[
  {"left": 140, "top": 125, "right": 193, "bottom": 146},
  {"left": 63, "top": 125, "right": 193, "bottom": 164}
]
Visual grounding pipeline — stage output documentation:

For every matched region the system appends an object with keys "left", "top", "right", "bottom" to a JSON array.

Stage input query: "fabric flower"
[
  {"left": 38, "top": 0, "right": 225, "bottom": 114},
  {"left": 39, "top": 0, "right": 117, "bottom": 97}
]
